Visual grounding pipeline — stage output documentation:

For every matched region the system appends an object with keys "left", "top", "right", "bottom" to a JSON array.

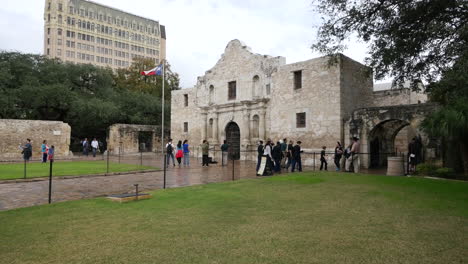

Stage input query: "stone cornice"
[{"left": 200, "top": 98, "right": 269, "bottom": 114}]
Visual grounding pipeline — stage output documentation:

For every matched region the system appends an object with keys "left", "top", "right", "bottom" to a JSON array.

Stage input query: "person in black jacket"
[
  {"left": 320, "top": 146, "right": 328, "bottom": 171},
  {"left": 334, "top": 141, "right": 343, "bottom": 171},
  {"left": 272, "top": 141, "right": 283, "bottom": 173},
  {"left": 291, "top": 141, "right": 303, "bottom": 172},
  {"left": 256, "top": 140, "right": 264, "bottom": 172},
  {"left": 285, "top": 140, "right": 294, "bottom": 171}
]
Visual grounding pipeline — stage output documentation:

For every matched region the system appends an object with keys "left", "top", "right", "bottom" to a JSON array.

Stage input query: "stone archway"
[
  {"left": 225, "top": 122, "right": 240, "bottom": 160},
  {"left": 346, "top": 103, "right": 437, "bottom": 169},
  {"left": 368, "top": 119, "right": 410, "bottom": 167}
]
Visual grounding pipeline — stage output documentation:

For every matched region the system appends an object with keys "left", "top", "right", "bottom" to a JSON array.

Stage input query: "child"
[
  {"left": 48, "top": 145, "right": 55, "bottom": 162},
  {"left": 320, "top": 146, "right": 328, "bottom": 171}
]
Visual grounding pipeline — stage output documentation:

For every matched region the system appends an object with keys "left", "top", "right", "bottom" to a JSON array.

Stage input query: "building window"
[
  {"left": 266, "top": 84, "right": 271, "bottom": 95},
  {"left": 57, "top": 39, "right": 62, "bottom": 45},
  {"left": 58, "top": 3, "right": 63, "bottom": 12},
  {"left": 57, "top": 49, "right": 62, "bottom": 56},
  {"left": 296, "top": 112, "right": 306, "bottom": 128},
  {"left": 228, "top": 81, "right": 236, "bottom": 100},
  {"left": 294, "top": 70, "right": 302, "bottom": 89},
  {"left": 47, "top": 38, "right": 50, "bottom": 45},
  {"left": 184, "top": 122, "right": 188, "bottom": 133},
  {"left": 47, "top": 28, "right": 50, "bottom": 35},
  {"left": 47, "top": 2, "right": 51, "bottom": 10},
  {"left": 47, "top": 48, "right": 50, "bottom": 55},
  {"left": 48, "top": 14, "right": 50, "bottom": 22},
  {"left": 58, "top": 15, "right": 62, "bottom": 24},
  {"left": 184, "top": 94, "right": 188, "bottom": 107},
  {"left": 57, "top": 28, "right": 62, "bottom": 35}
]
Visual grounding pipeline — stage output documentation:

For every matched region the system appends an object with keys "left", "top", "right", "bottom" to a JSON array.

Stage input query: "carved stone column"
[
  {"left": 242, "top": 109, "right": 250, "bottom": 144},
  {"left": 259, "top": 109, "right": 266, "bottom": 140},
  {"left": 213, "top": 113, "right": 219, "bottom": 144},
  {"left": 201, "top": 112, "right": 207, "bottom": 141}
]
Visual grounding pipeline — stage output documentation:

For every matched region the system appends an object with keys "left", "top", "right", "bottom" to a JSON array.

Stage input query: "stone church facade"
[{"left": 170, "top": 39, "right": 427, "bottom": 164}]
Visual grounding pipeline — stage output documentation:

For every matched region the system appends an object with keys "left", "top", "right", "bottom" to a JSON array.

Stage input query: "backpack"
[{"left": 166, "top": 143, "right": 173, "bottom": 154}]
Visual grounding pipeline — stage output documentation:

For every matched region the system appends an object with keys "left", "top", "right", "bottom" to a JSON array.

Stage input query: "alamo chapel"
[{"left": 170, "top": 39, "right": 428, "bottom": 167}]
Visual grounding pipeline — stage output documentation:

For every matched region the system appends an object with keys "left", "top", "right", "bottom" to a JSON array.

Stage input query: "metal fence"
[{"left": 0, "top": 145, "right": 411, "bottom": 209}]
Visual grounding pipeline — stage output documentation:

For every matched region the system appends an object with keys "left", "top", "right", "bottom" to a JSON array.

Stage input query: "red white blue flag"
[{"left": 141, "top": 64, "right": 162, "bottom": 76}]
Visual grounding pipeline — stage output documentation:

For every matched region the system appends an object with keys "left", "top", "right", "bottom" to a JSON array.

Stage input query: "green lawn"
[
  {"left": 0, "top": 161, "right": 155, "bottom": 180},
  {"left": 0, "top": 173, "right": 467, "bottom": 264}
]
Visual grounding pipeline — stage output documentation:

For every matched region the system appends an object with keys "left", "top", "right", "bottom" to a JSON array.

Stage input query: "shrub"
[
  {"left": 415, "top": 163, "right": 438, "bottom": 176},
  {"left": 434, "top": 167, "right": 456, "bottom": 179}
]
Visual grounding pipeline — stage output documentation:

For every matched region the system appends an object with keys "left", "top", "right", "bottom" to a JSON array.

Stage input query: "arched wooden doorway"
[{"left": 225, "top": 122, "right": 240, "bottom": 160}]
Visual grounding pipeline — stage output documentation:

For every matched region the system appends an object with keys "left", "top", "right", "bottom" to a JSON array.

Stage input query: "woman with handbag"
[{"left": 175, "top": 140, "right": 184, "bottom": 167}]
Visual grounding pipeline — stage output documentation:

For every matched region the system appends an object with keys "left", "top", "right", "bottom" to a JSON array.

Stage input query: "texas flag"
[{"left": 141, "top": 64, "right": 162, "bottom": 76}]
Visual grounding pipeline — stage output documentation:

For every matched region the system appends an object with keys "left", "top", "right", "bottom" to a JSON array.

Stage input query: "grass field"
[
  {"left": 0, "top": 161, "right": 155, "bottom": 180},
  {"left": 0, "top": 172, "right": 467, "bottom": 264}
]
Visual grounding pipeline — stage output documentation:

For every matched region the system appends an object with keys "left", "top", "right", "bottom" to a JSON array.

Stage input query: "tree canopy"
[
  {"left": 0, "top": 52, "right": 179, "bottom": 149},
  {"left": 312, "top": 0, "right": 468, "bottom": 86}
]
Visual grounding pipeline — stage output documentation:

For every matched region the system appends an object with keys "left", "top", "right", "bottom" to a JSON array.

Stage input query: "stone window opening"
[
  {"left": 184, "top": 122, "right": 188, "bottom": 133},
  {"left": 228, "top": 81, "right": 236, "bottom": 100},
  {"left": 208, "top": 118, "right": 213, "bottom": 138},
  {"left": 184, "top": 94, "right": 188, "bottom": 107},
  {"left": 296, "top": 112, "right": 306, "bottom": 128},
  {"left": 58, "top": 3, "right": 63, "bottom": 12},
  {"left": 266, "top": 84, "right": 271, "bottom": 95},
  {"left": 294, "top": 70, "right": 302, "bottom": 89},
  {"left": 252, "top": 115, "right": 259, "bottom": 138},
  {"left": 58, "top": 15, "right": 62, "bottom": 24},
  {"left": 252, "top": 75, "right": 260, "bottom": 98},
  {"left": 209, "top": 85, "right": 214, "bottom": 104}
]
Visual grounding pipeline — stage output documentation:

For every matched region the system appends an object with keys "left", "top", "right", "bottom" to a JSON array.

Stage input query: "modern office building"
[{"left": 44, "top": 0, "right": 166, "bottom": 69}]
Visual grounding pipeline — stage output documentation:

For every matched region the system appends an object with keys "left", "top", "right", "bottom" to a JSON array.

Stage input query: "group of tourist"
[
  {"left": 165, "top": 139, "right": 190, "bottom": 167},
  {"left": 256, "top": 139, "right": 303, "bottom": 174},
  {"left": 256, "top": 137, "right": 361, "bottom": 175},
  {"left": 80, "top": 138, "right": 101, "bottom": 157},
  {"left": 163, "top": 137, "right": 361, "bottom": 174},
  {"left": 19, "top": 138, "right": 55, "bottom": 163}
]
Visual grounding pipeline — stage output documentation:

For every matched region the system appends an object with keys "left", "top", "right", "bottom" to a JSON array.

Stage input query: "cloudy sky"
[{"left": 0, "top": 0, "right": 372, "bottom": 88}]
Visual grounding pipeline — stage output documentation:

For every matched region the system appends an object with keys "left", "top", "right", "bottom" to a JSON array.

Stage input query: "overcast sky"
[{"left": 0, "top": 0, "right": 373, "bottom": 88}]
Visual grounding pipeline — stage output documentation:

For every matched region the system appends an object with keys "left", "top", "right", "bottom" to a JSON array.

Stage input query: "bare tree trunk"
[{"left": 460, "top": 140, "right": 468, "bottom": 177}]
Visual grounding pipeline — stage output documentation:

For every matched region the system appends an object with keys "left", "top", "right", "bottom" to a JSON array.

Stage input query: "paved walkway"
[
  {"left": 0, "top": 158, "right": 260, "bottom": 211},
  {"left": 0, "top": 154, "right": 385, "bottom": 211}
]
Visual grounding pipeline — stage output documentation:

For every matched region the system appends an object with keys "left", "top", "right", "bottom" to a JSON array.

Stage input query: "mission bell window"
[
  {"left": 296, "top": 112, "right": 306, "bottom": 128},
  {"left": 294, "top": 70, "right": 302, "bottom": 89},
  {"left": 228, "top": 81, "right": 236, "bottom": 100},
  {"left": 184, "top": 94, "right": 188, "bottom": 107}
]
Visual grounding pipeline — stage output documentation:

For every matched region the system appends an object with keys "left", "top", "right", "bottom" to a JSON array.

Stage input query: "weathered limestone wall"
[
  {"left": 107, "top": 124, "right": 162, "bottom": 154},
  {"left": 171, "top": 88, "right": 202, "bottom": 147},
  {"left": 270, "top": 56, "right": 342, "bottom": 150},
  {"left": 372, "top": 89, "right": 428, "bottom": 107},
  {"left": 0, "top": 119, "right": 71, "bottom": 160}
]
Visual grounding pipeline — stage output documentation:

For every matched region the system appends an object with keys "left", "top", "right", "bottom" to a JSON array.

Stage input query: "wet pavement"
[
  {"left": 0, "top": 157, "right": 262, "bottom": 211},
  {"left": 0, "top": 154, "right": 386, "bottom": 211}
]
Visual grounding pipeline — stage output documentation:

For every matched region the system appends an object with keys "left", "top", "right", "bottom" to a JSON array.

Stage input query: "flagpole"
[{"left": 161, "top": 60, "right": 165, "bottom": 156}]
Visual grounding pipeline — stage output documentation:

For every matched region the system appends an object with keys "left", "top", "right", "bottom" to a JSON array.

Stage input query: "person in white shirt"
[
  {"left": 165, "top": 139, "right": 176, "bottom": 167},
  {"left": 91, "top": 138, "right": 99, "bottom": 158}
]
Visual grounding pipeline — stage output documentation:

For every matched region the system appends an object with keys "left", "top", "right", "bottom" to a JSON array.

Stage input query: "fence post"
[
  {"left": 23, "top": 159, "right": 26, "bottom": 179},
  {"left": 140, "top": 151, "right": 143, "bottom": 167},
  {"left": 313, "top": 152, "right": 316, "bottom": 170},
  {"left": 48, "top": 159, "right": 53, "bottom": 204},
  {"left": 232, "top": 154, "right": 235, "bottom": 181},
  {"left": 106, "top": 150, "right": 109, "bottom": 174},
  {"left": 163, "top": 154, "right": 167, "bottom": 189}
]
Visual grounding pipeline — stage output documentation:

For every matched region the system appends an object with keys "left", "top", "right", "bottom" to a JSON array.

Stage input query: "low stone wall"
[
  {"left": 107, "top": 124, "right": 163, "bottom": 154},
  {"left": 0, "top": 119, "right": 71, "bottom": 160}
]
